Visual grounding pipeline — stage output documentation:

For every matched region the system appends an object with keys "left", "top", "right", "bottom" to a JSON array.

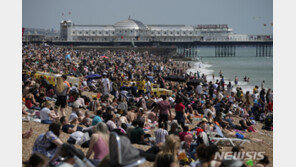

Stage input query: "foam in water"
[{"left": 187, "top": 61, "right": 254, "bottom": 93}]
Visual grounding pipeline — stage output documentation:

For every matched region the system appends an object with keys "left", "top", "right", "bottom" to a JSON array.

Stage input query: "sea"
[{"left": 186, "top": 46, "right": 273, "bottom": 93}]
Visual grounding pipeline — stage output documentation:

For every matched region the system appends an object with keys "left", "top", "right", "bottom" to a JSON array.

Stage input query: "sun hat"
[
  {"left": 201, "top": 118, "right": 208, "bottom": 122},
  {"left": 73, "top": 102, "right": 79, "bottom": 109}
]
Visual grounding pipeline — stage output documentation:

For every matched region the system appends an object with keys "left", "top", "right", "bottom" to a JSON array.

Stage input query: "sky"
[{"left": 22, "top": 0, "right": 273, "bottom": 35}]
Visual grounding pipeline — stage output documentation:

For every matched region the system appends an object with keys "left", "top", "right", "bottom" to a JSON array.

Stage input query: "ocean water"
[{"left": 186, "top": 46, "right": 273, "bottom": 92}]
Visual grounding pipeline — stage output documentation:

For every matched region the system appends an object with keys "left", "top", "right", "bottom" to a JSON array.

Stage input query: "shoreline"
[{"left": 186, "top": 60, "right": 272, "bottom": 93}]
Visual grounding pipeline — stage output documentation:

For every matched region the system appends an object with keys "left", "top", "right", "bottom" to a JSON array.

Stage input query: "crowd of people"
[{"left": 23, "top": 43, "right": 273, "bottom": 167}]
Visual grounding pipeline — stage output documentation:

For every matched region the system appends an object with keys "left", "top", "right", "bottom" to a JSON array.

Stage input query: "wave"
[{"left": 187, "top": 61, "right": 254, "bottom": 93}]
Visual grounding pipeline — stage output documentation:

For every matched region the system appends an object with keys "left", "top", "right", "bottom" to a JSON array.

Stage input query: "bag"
[{"left": 67, "top": 131, "right": 91, "bottom": 147}]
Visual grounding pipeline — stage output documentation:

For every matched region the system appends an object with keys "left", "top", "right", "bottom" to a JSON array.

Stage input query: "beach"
[{"left": 22, "top": 44, "right": 273, "bottom": 167}]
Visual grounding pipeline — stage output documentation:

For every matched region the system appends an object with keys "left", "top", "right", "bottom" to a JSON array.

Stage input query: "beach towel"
[{"left": 235, "top": 133, "right": 244, "bottom": 139}]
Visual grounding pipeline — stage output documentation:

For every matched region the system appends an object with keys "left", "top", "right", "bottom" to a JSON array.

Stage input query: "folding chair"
[
  {"left": 208, "top": 131, "right": 250, "bottom": 147},
  {"left": 109, "top": 132, "right": 146, "bottom": 167}
]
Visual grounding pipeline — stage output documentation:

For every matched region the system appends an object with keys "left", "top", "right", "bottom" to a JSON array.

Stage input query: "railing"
[{"left": 31, "top": 35, "right": 273, "bottom": 43}]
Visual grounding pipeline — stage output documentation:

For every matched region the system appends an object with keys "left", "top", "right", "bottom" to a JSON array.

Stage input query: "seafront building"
[
  {"left": 23, "top": 18, "right": 273, "bottom": 58},
  {"left": 60, "top": 18, "right": 270, "bottom": 42}
]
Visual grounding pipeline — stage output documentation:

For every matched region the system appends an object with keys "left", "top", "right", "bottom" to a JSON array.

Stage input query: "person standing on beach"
[
  {"left": 261, "top": 80, "right": 265, "bottom": 90},
  {"left": 101, "top": 73, "right": 111, "bottom": 96},
  {"left": 219, "top": 70, "right": 223, "bottom": 78},
  {"left": 234, "top": 76, "right": 238, "bottom": 86},
  {"left": 156, "top": 95, "right": 172, "bottom": 130},
  {"left": 227, "top": 82, "right": 233, "bottom": 95},
  {"left": 54, "top": 77, "right": 70, "bottom": 117}
]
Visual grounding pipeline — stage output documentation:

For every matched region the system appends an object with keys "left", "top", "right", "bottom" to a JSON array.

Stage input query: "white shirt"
[
  {"left": 69, "top": 112, "right": 78, "bottom": 122},
  {"left": 106, "top": 120, "right": 117, "bottom": 130},
  {"left": 154, "top": 128, "right": 168, "bottom": 144},
  {"left": 82, "top": 81, "right": 87, "bottom": 87},
  {"left": 213, "top": 84, "right": 218, "bottom": 89},
  {"left": 40, "top": 107, "right": 51, "bottom": 120},
  {"left": 57, "top": 162, "right": 74, "bottom": 167},
  {"left": 74, "top": 98, "right": 85, "bottom": 108},
  {"left": 145, "top": 81, "right": 151, "bottom": 91},
  {"left": 168, "top": 97, "right": 175, "bottom": 103},
  {"left": 102, "top": 78, "right": 110, "bottom": 90},
  {"left": 196, "top": 85, "right": 202, "bottom": 94},
  {"left": 204, "top": 109, "right": 214, "bottom": 118}
]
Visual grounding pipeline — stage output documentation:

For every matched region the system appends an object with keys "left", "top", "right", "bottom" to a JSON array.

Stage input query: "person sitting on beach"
[
  {"left": 60, "top": 116, "right": 83, "bottom": 134},
  {"left": 168, "top": 122, "right": 180, "bottom": 136},
  {"left": 126, "top": 120, "right": 138, "bottom": 139},
  {"left": 178, "top": 126, "right": 192, "bottom": 142},
  {"left": 73, "top": 93, "right": 86, "bottom": 109},
  {"left": 69, "top": 103, "right": 81, "bottom": 123},
  {"left": 254, "top": 155, "right": 270, "bottom": 167},
  {"left": 81, "top": 111, "right": 92, "bottom": 127},
  {"left": 154, "top": 134, "right": 181, "bottom": 167},
  {"left": 154, "top": 123, "right": 168, "bottom": 144},
  {"left": 193, "top": 144, "right": 221, "bottom": 167},
  {"left": 130, "top": 119, "right": 146, "bottom": 145},
  {"left": 127, "top": 108, "right": 138, "bottom": 123},
  {"left": 92, "top": 110, "right": 103, "bottom": 126},
  {"left": 106, "top": 113, "right": 117, "bottom": 131},
  {"left": 22, "top": 128, "right": 33, "bottom": 139},
  {"left": 32, "top": 122, "right": 63, "bottom": 164},
  {"left": 22, "top": 102, "right": 35, "bottom": 115},
  {"left": 86, "top": 122, "right": 110, "bottom": 166},
  {"left": 26, "top": 153, "right": 48, "bottom": 167},
  {"left": 203, "top": 102, "right": 215, "bottom": 118},
  {"left": 40, "top": 101, "right": 59, "bottom": 124},
  {"left": 89, "top": 97, "right": 100, "bottom": 112},
  {"left": 25, "top": 92, "right": 40, "bottom": 110},
  {"left": 196, "top": 119, "right": 211, "bottom": 146}
]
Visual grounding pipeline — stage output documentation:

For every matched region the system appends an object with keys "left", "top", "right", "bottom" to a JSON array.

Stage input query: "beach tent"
[{"left": 85, "top": 74, "right": 102, "bottom": 79}]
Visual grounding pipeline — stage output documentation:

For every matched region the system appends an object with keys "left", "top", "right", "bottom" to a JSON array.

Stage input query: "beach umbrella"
[{"left": 85, "top": 74, "right": 102, "bottom": 79}]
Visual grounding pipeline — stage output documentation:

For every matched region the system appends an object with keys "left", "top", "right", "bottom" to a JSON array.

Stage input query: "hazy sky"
[{"left": 23, "top": 0, "right": 273, "bottom": 35}]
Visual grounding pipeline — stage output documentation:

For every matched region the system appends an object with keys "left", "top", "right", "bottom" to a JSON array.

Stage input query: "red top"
[
  {"left": 268, "top": 102, "right": 273, "bottom": 112},
  {"left": 179, "top": 131, "right": 192, "bottom": 141},
  {"left": 175, "top": 102, "right": 185, "bottom": 112},
  {"left": 25, "top": 99, "right": 32, "bottom": 109}
]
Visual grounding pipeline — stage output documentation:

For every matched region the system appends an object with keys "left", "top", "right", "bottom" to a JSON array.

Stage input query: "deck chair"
[
  {"left": 109, "top": 132, "right": 146, "bottom": 167},
  {"left": 207, "top": 131, "right": 250, "bottom": 147}
]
